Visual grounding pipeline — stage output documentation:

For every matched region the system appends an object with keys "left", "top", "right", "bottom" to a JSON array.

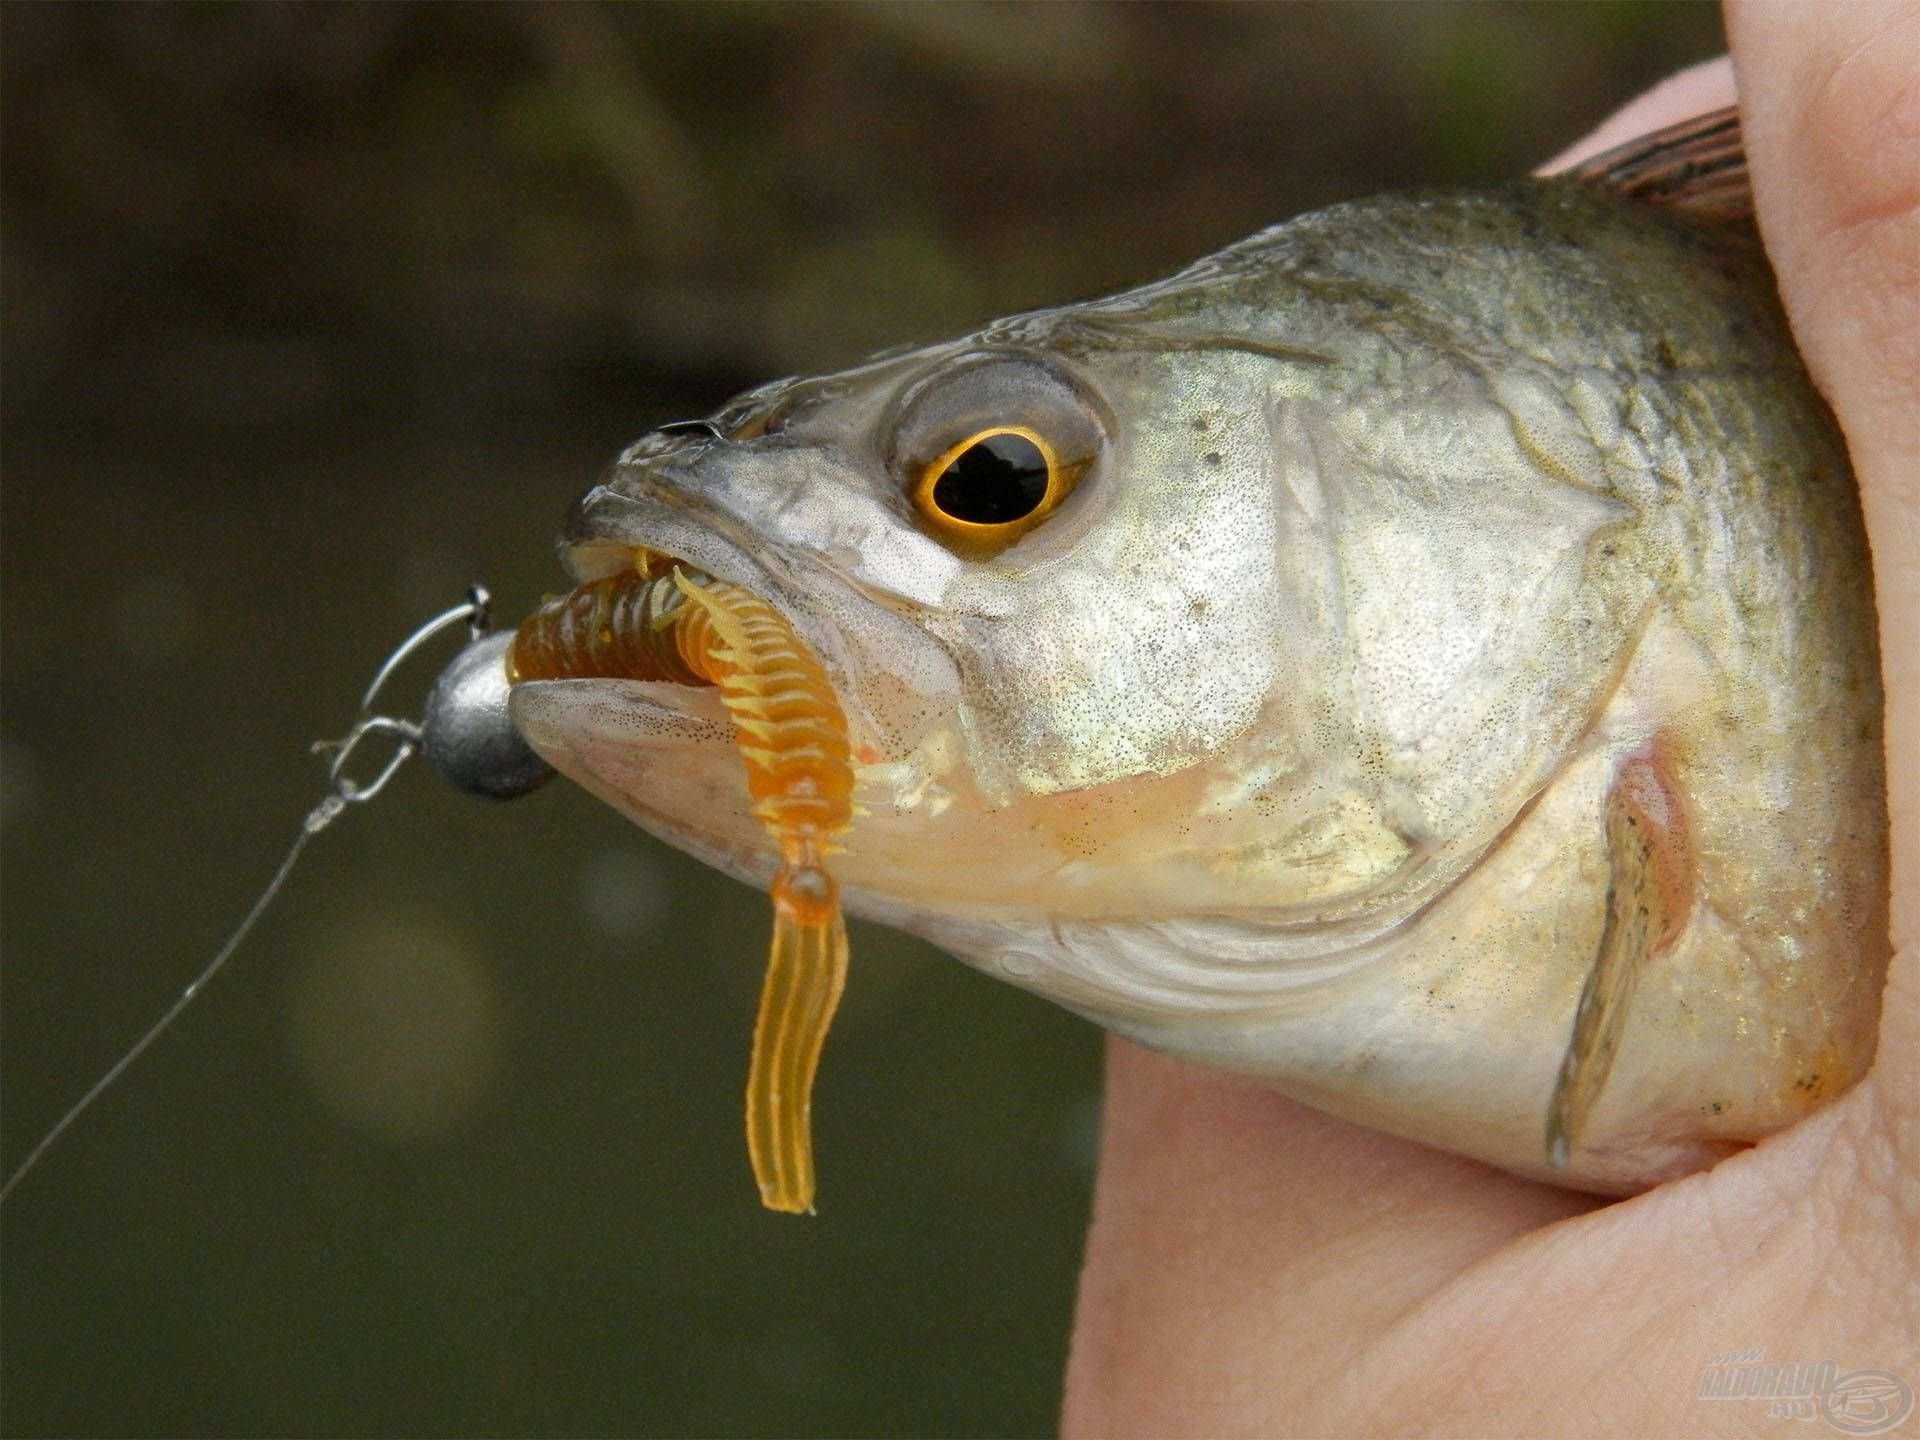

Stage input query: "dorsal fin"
[{"left": 1567, "top": 105, "right": 1752, "bottom": 223}]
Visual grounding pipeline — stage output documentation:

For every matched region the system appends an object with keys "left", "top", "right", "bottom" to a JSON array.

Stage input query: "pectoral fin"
[{"left": 1546, "top": 751, "right": 1693, "bottom": 1169}]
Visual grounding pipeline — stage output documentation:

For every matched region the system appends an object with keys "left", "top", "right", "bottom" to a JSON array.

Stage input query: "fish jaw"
[{"left": 510, "top": 678, "right": 769, "bottom": 878}]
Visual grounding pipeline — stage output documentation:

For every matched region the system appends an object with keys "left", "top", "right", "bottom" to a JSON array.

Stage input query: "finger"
[
  {"left": 1539, "top": 55, "right": 1737, "bottom": 173},
  {"left": 1726, "top": 0, "right": 1920, "bottom": 1108},
  {"left": 1062, "top": 1039, "right": 1594, "bottom": 1439}
]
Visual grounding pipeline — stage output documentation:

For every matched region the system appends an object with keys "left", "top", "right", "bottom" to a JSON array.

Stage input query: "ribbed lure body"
[
  {"left": 507, "top": 569, "right": 705, "bottom": 688},
  {"left": 509, "top": 567, "right": 855, "bottom": 1213}
]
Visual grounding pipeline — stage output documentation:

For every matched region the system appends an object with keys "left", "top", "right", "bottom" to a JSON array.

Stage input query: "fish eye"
[
  {"left": 918, "top": 427, "right": 1059, "bottom": 530},
  {"left": 890, "top": 353, "right": 1104, "bottom": 555}
]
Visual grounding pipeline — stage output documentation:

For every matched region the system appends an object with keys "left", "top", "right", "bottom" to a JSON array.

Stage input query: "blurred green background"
[{"left": 1, "top": 4, "right": 1723, "bottom": 1436}]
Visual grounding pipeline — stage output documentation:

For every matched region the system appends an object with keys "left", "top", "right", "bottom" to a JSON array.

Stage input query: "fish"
[{"left": 501, "top": 109, "right": 1888, "bottom": 1201}]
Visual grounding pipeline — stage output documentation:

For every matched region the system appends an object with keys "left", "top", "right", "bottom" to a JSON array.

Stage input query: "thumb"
[{"left": 1727, "top": 0, "right": 1920, "bottom": 1120}]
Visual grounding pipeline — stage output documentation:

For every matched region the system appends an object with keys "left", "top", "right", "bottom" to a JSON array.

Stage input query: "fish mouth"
[
  {"left": 506, "top": 470, "right": 972, "bottom": 909},
  {"left": 561, "top": 483, "right": 817, "bottom": 647},
  {"left": 501, "top": 484, "right": 832, "bottom": 886},
  {"left": 546, "top": 480, "right": 965, "bottom": 762},
  {"left": 534, "top": 481, "right": 875, "bottom": 744}
]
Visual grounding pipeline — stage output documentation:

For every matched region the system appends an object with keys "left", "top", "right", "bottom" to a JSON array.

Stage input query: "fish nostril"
[
  {"left": 656, "top": 418, "right": 724, "bottom": 442},
  {"left": 722, "top": 396, "right": 794, "bottom": 443}
]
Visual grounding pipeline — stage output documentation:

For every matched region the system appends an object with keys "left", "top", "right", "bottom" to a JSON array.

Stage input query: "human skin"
[{"left": 1060, "top": 5, "right": 1920, "bottom": 1436}]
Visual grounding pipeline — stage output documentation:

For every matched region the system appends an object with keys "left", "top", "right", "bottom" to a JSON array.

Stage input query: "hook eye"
[{"left": 319, "top": 716, "right": 422, "bottom": 804}]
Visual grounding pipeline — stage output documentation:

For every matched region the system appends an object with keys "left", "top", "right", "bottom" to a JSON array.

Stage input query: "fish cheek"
[{"left": 941, "top": 384, "right": 1287, "bottom": 799}]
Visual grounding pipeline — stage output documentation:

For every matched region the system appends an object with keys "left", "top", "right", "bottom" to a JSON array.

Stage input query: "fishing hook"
[{"left": 314, "top": 585, "right": 494, "bottom": 806}]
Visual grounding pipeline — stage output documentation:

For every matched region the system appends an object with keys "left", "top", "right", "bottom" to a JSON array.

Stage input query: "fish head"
[{"left": 511, "top": 275, "right": 1635, "bottom": 1027}]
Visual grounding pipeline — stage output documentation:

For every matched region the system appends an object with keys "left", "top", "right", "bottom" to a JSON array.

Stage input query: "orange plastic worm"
[
  {"left": 506, "top": 568, "right": 704, "bottom": 687},
  {"left": 509, "top": 566, "right": 854, "bottom": 1214}
]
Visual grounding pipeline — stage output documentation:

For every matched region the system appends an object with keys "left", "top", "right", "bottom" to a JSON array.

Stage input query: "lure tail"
[
  {"left": 511, "top": 563, "right": 857, "bottom": 1214},
  {"left": 674, "top": 575, "right": 856, "bottom": 1215},
  {"left": 748, "top": 868, "right": 849, "bottom": 1213}
]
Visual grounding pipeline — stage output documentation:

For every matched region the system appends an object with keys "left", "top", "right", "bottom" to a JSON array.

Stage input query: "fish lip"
[
  {"left": 505, "top": 675, "right": 788, "bottom": 893},
  {"left": 561, "top": 481, "right": 773, "bottom": 590}
]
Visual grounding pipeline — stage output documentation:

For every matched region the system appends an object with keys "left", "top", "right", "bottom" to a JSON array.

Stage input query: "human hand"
[{"left": 1062, "top": 5, "right": 1919, "bottom": 1435}]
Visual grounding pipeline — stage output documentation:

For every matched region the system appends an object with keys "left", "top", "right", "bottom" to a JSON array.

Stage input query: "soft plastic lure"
[{"left": 509, "top": 563, "right": 854, "bottom": 1213}]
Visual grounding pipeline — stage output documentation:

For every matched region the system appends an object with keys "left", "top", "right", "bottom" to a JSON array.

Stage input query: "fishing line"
[
  {"left": 0, "top": 588, "right": 495, "bottom": 1207},
  {"left": 0, "top": 798, "right": 337, "bottom": 1204}
]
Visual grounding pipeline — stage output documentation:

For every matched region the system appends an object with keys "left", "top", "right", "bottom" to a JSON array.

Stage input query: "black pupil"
[{"left": 931, "top": 432, "right": 1050, "bottom": 524}]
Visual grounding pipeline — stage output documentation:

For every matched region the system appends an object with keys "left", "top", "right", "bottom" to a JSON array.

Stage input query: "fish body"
[{"left": 510, "top": 147, "right": 1886, "bottom": 1194}]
